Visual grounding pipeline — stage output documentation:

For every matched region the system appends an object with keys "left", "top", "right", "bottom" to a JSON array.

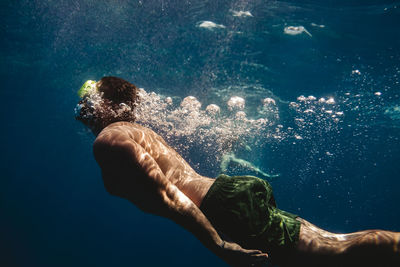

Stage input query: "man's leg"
[{"left": 295, "top": 218, "right": 400, "bottom": 267}]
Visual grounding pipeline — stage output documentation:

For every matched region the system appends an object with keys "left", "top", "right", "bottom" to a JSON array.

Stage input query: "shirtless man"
[{"left": 76, "top": 77, "right": 400, "bottom": 266}]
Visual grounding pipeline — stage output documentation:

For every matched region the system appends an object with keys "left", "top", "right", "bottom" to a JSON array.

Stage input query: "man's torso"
[{"left": 94, "top": 121, "right": 215, "bottom": 208}]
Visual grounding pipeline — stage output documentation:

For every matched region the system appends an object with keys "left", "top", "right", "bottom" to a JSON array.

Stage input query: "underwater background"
[{"left": 1, "top": 0, "right": 400, "bottom": 266}]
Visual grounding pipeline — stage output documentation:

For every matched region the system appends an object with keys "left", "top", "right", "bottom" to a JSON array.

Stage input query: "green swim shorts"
[{"left": 200, "top": 174, "right": 300, "bottom": 259}]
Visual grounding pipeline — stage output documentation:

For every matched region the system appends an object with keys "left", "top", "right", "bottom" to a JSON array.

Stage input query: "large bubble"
[{"left": 133, "top": 87, "right": 346, "bottom": 176}]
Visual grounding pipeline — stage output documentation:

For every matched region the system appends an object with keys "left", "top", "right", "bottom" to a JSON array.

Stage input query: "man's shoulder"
[
  {"left": 95, "top": 122, "right": 138, "bottom": 143},
  {"left": 93, "top": 123, "right": 136, "bottom": 159},
  {"left": 98, "top": 122, "right": 167, "bottom": 148},
  {"left": 99, "top": 122, "right": 156, "bottom": 139},
  {"left": 93, "top": 122, "right": 158, "bottom": 159},
  {"left": 100, "top": 121, "right": 141, "bottom": 133}
]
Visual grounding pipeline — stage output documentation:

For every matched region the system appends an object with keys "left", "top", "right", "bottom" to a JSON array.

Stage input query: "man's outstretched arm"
[
  {"left": 161, "top": 181, "right": 269, "bottom": 266},
  {"left": 93, "top": 129, "right": 268, "bottom": 266}
]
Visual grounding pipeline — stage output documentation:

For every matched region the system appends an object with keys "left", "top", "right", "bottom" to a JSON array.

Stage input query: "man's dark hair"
[
  {"left": 75, "top": 76, "right": 139, "bottom": 134},
  {"left": 98, "top": 76, "right": 138, "bottom": 104}
]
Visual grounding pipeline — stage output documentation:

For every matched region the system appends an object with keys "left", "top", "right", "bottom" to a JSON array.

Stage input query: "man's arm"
[
  {"left": 93, "top": 128, "right": 268, "bottom": 266},
  {"left": 161, "top": 181, "right": 269, "bottom": 266}
]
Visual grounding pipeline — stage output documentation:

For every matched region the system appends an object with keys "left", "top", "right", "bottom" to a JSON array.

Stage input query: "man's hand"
[{"left": 219, "top": 241, "right": 269, "bottom": 267}]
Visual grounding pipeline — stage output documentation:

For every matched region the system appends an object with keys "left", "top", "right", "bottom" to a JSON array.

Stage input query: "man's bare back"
[{"left": 93, "top": 121, "right": 214, "bottom": 208}]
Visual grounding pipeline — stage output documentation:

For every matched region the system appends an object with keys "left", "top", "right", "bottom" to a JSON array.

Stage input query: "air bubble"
[{"left": 227, "top": 96, "right": 245, "bottom": 111}]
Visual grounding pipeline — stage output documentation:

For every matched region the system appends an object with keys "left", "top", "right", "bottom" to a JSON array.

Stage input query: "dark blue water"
[{"left": 1, "top": 1, "right": 400, "bottom": 266}]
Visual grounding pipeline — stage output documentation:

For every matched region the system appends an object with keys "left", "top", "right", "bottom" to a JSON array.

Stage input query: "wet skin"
[{"left": 93, "top": 121, "right": 400, "bottom": 267}]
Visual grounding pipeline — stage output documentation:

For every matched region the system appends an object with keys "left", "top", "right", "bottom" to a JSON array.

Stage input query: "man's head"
[{"left": 75, "top": 76, "right": 139, "bottom": 134}]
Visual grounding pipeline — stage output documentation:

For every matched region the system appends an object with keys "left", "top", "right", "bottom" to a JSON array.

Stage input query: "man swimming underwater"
[{"left": 75, "top": 77, "right": 400, "bottom": 267}]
